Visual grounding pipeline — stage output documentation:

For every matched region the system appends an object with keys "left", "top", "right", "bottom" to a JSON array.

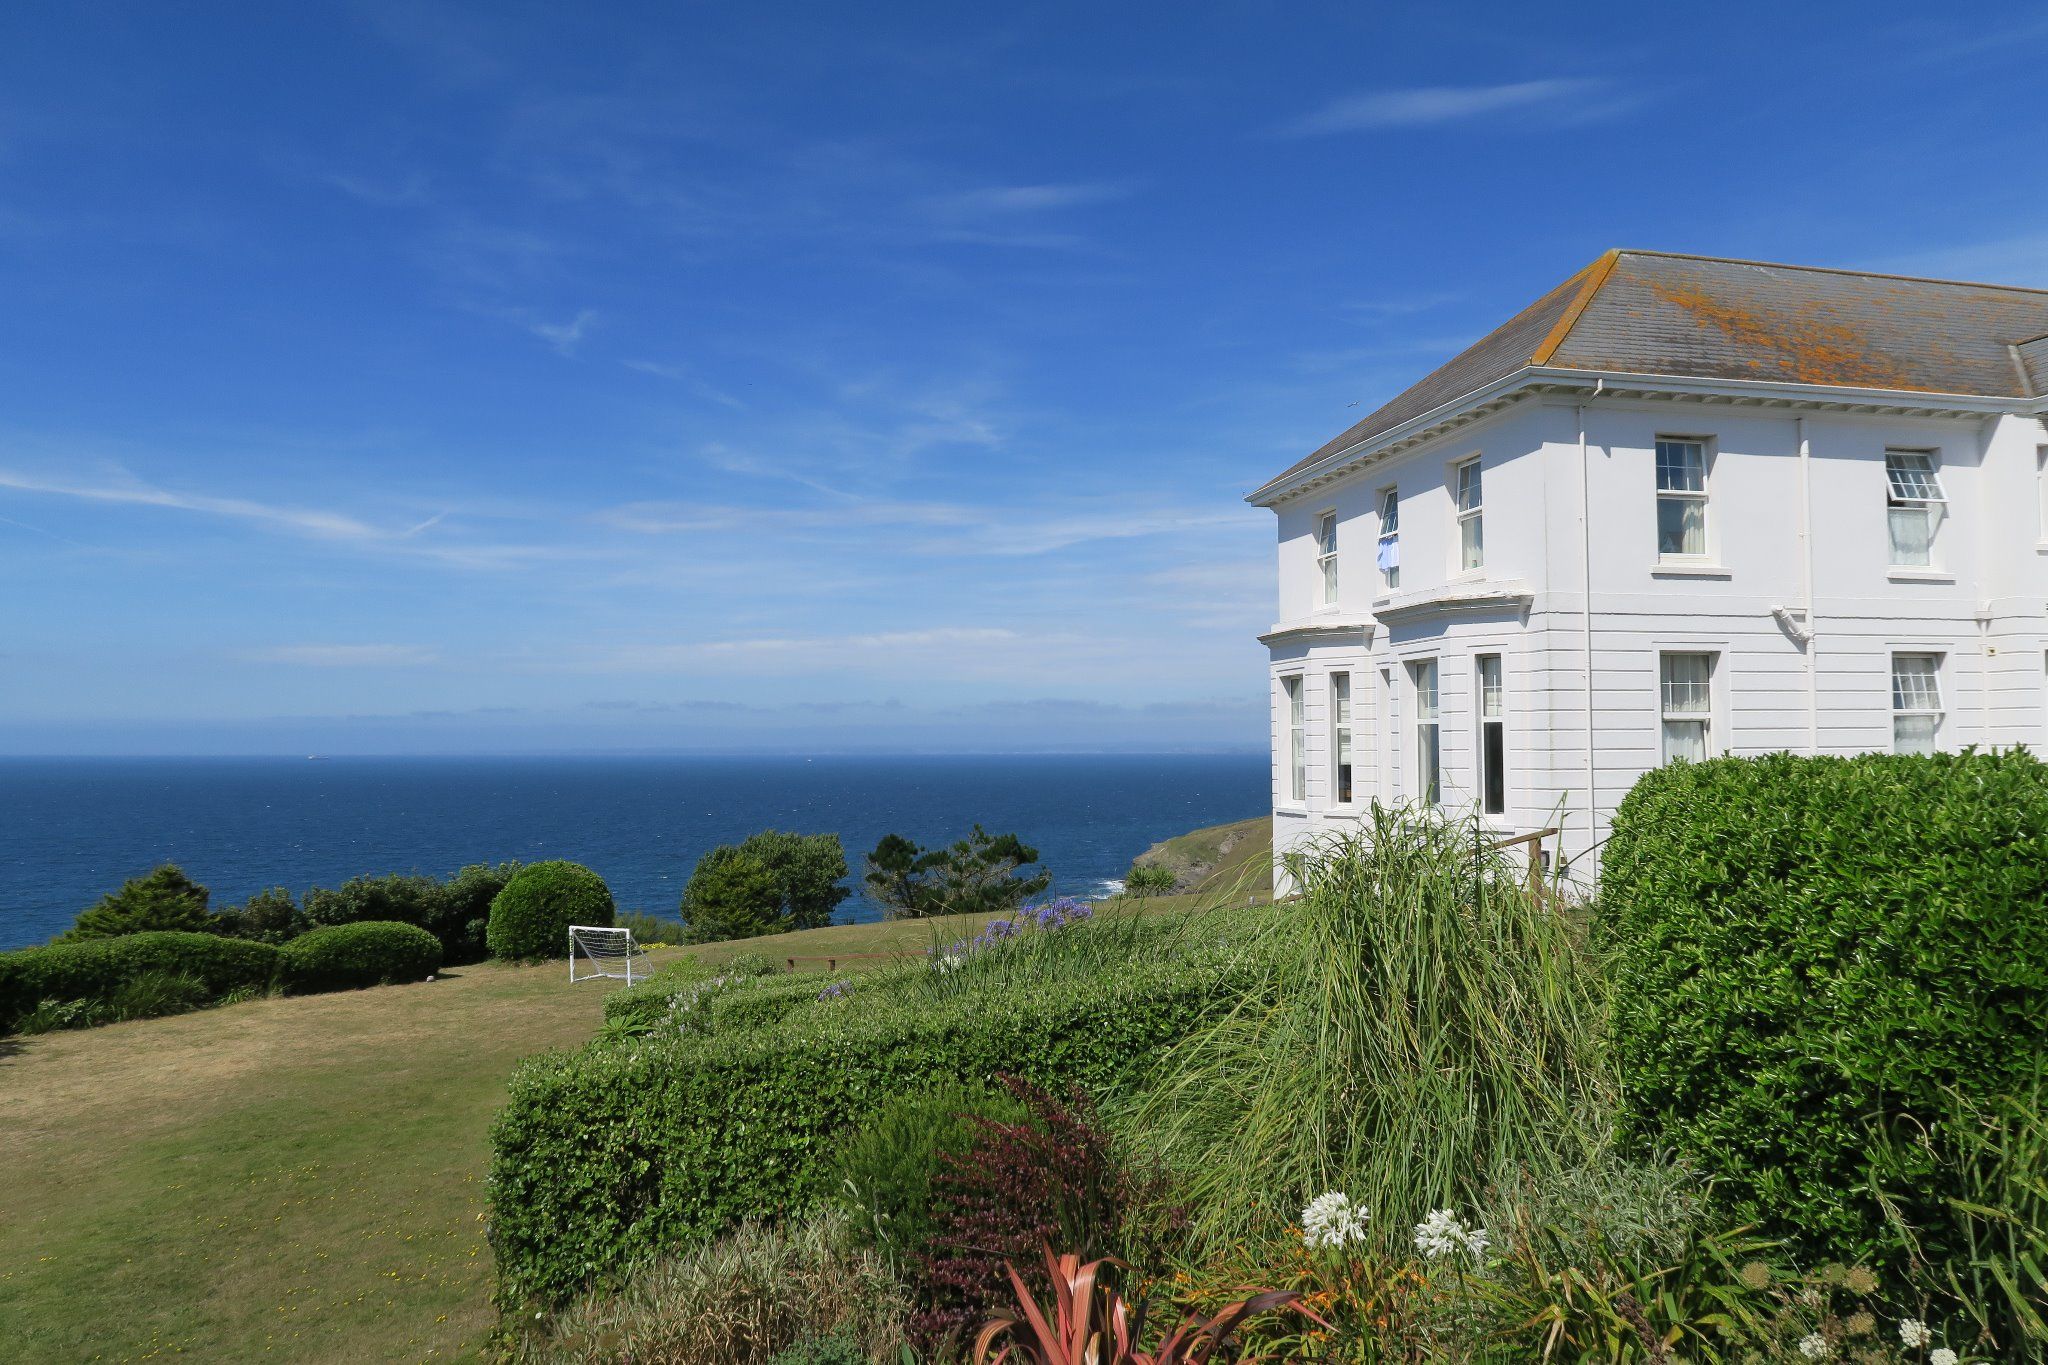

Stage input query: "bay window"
[{"left": 1411, "top": 659, "right": 1440, "bottom": 803}]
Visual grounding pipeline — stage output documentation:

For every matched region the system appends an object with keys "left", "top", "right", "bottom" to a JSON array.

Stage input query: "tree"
[
  {"left": 209, "top": 887, "right": 304, "bottom": 943},
  {"left": 678, "top": 831, "right": 851, "bottom": 943},
  {"left": 861, "top": 825, "right": 1052, "bottom": 920},
  {"left": 59, "top": 864, "right": 212, "bottom": 941}
]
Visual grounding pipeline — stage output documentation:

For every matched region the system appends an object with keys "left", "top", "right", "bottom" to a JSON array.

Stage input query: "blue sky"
[{"left": 2, "top": 2, "right": 2044, "bottom": 754}]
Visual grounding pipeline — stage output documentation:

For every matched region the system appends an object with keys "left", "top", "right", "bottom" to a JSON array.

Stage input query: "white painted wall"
[{"left": 1264, "top": 392, "right": 2048, "bottom": 888}]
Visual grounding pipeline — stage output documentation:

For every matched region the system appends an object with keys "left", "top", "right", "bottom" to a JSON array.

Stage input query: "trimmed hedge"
[
  {"left": 489, "top": 946, "right": 1254, "bottom": 1308},
  {"left": 488, "top": 861, "right": 614, "bottom": 962},
  {"left": 279, "top": 921, "right": 442, "bottom": 993},
  {"left": 0, "top": 931, "right": 281, "bottom": 1033},
  {"left": 1601, "top": 750, "right": 2048, "bottom": 1261}
]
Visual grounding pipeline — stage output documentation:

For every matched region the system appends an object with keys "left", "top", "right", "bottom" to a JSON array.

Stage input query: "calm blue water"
[{"left": 0, "top": 754, "right": 1266, "bottom": 951}]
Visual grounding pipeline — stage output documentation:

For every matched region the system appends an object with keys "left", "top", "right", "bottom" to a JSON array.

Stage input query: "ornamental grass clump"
[{"left": 1127, "top": 803, "right": 1612, "bottom": 1254}]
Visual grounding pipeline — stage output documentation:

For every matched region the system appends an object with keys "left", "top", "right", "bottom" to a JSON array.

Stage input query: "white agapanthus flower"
[
  {"left": 1412, "top": 1208, "right": 1490, "bottom": 1260},
  {"left": 1299, "top": 1191, "right": 1369, "bottom": 1249},
  {"left": 1899, "top": 1319, "right": 1932, "bottom": 1348},
  {"left": 1929, "top": 1350, "right": 1958, "bottom": 1365},
  {"left": 1796, "top": 1332, "right": 1833, "bottom": 1360}
]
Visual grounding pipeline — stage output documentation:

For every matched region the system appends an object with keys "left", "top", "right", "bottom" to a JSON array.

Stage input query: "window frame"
[
  {"left": 1654, "top": 436, "right": 1711, "bottom": 562},
  {"left": 1329, "top": 671, "right": 1353, "bottom": 806},
  {"left": 1410, "top": 658, "right": 1440, "bottom": 804},
  {"left": 1884, "top": 449, "right": 1946, "bottom": 569},
  {"left": 1314, "top": 508, "right": 1339, "bottom": 608},
  {"left": 1890, "top": 652, "right": 1944, "bottom": 755},
  {"left": 1452, "top": 458, "right": 1483, "bottom": 573},
  {"left": 1281, "top": 674, "right": 1306, "bottom": 804},
  {"left": 1658, "top": 651, "right": 1715, "bottom": 766},
  {"left": 1475, "top": 654, "right": 1505, "bottom": 815},
  {"left": 1376, "top": 486, "right": 1401, "bottom": 592}
]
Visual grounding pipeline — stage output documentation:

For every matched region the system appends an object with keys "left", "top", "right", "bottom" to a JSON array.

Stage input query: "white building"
[{"left": 1250, "top": 250, "right": 2048, "bottom": 883}]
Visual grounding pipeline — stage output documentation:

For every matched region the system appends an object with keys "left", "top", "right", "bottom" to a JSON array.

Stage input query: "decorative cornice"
[{"left": 1247, "top": 367, "right": 2037, "bottom": 510}]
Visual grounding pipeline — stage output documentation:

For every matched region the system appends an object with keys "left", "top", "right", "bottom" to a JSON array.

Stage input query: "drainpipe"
[
  {"left": 1577, "top": 385, "right": 1601, "bottom": 877},
  {"left": 1797, "top": 416, "right": 1818, "bottom": 753}
]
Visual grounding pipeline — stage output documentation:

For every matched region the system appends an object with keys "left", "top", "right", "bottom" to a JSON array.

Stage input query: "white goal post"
[{"left": 568, "top": 924, "right": 641, "bottom": 984}]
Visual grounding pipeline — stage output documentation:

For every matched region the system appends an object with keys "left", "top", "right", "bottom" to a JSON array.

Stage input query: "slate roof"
[{"left": 1260, "top": 250, "right": 2048, "bottom": 496}]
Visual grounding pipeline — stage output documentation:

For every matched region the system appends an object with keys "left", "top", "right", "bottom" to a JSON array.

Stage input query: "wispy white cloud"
[
  {"left": 622, "top": 359, "right": 748, "bottom": 409},
  {"left": 244, "top": 643, "right": 441, "bottom": 667},
  {"left": 921, "top": 181, "right": 1134, "bottom": 218},
  {"left": 525, "top": 308, "right": 598, "bottom": 356},
  {"left": 1279, "top": 79, "right": 1622, "bottom": 135}
]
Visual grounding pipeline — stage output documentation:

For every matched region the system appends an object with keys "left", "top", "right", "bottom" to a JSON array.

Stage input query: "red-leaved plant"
[
  {"left": 912, "top": 1078, "right": 1170, "bottom": 1347},
  {"left": 973, "top": 1246, "right": 1313, "bottom": 1365}
]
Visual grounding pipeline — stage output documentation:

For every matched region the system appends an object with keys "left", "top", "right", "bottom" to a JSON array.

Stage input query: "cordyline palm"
[{"left": 973, "top": 1247, "right": 1312, "bottom": 1365}]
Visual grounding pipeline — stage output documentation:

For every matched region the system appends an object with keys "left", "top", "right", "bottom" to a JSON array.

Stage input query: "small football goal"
[{"left": 568, "top": 924, "right": 642, "bottom": 984}]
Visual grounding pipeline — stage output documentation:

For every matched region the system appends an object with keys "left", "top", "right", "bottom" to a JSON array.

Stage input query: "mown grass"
[{"left": 0, "top": 906, "right": 1167, "bottom": 1364}]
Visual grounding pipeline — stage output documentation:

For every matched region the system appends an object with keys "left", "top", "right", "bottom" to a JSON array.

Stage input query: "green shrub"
[
  {"left": 434, "top": 862, "right": 524, "bottom": 964},
  {"left": 488, "top": 861, "right": 614, "bottom": 962},
  {"left": 59, "top": 864, "right": 213, "bottom": 941},
  {"left": 279, "top": 921, "right": 442, "bottom": 993},
  {"left": 0, "top": 931, "right": 280, "bottom": 1034},
  {"left": 1601, "top": 750, "right": 2048, "bottom": 1266},
  {"left": 1125, "top": 863, "right": 1177, "bottom": 896},
  {"left": 828, "top": 1079, "right": 1031, "bottom": 1260},
  {"left": 489, "top": 938, "right": 1254, "bottom": 1307},
  {"left": 209, "top": 887, "right": 305, "bottom": 944},
  {"left": 679, "top": 832, "right": 851, "bottom": 943}
]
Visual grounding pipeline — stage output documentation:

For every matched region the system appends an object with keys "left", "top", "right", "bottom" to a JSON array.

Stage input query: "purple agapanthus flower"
[{"left": 817, "top": 979, "right": 853, "bottom": 1001}]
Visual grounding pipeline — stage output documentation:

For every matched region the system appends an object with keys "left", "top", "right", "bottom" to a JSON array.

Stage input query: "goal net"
[{"left": 568, "top": 925, "right": 640, "bottom": 984}]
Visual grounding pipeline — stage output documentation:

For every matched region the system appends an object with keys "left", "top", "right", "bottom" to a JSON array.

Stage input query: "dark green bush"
[
  {"left": 0, "top": 931, "right": 280, "bottom": 1034},
  {"left": 59, "top": 864, "right": 213, "bottom": 941},
  {"left": 209, "top": 887, "right": 305, "bottom": 944},
  {"left": 489, "top": 944, "right": 1252, "bottom": 1307},
  {"left": 435, "top": 862, "right": 524, "bottom": 964},
  {"left": 828, "top": 1079, "right": 1030, "bottom": 1260},
  {"left": 1601, "top": 750, "right": 2048, "bottom": 1264},
  {"left": 488, "top": 861, "right": 614, "bottom": 962},
  {"left": 279, "top": 921, "right": 442, "bottom": 993}
]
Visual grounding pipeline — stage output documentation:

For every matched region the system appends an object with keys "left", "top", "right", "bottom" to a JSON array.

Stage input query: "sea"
[{"left": 0, "top": 753, "right": 1268, "bottom": 951}]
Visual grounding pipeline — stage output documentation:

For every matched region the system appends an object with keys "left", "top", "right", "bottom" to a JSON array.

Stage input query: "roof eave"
[{"left": 1245, "top": 367, "right": 2036, "bottom": 509}]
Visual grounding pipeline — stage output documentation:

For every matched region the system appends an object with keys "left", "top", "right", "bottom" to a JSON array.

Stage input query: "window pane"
[
  {"left": 1886, "top": 452, "right": 1942, "bottom": 502},
  {"left": 1892, "top": 655, "right": 1941, "bottom": 711},
  {"left": 1417, "top": 725, "right": 1440, "bottom": 803},
  {"left": 1482, "top": 721, "right": 1505, "bottom": 814},
  {"left": 1661, "top": 654, "right": 1712, "bottom": 714},
  {"left": 1412, "top": 661, "right": 1438, "bottom": 718},
  {"left": 1893, "top": 713, "right": 1938, "bottom": 756},
  {"left": 1662, "top": 718, "right": 1708, "bottom": 764},
  {"left": 1380, "top": 490, "right": 1399, "bottom": 534},
  {"left": 1317, "top": 513, "right": 1337, "bottom": 555},
  {"left": 1657, "top": 495, "right": 1707, "bottom": 557},
  {"left": 1460, "top": 513, "right": 1483, "bottom": 570},
  {"left": 1456, "top": 462, "right": 1482, "bottom": 512},
  {"left": 1321, "top": 555, "right": 1339, "bottom": 601},
  {"left": 1656, "top": 441, "right": 1705, "bottom": 492},
  {"left": 1332, "top": 673, "right": 1350, "bottom": 725},
  {"left": 1478, "top": 656, "right": 1503, "bottom": 719},
  {"left": 1888, "top": 506, "right": 1932, "bottom": 565}
]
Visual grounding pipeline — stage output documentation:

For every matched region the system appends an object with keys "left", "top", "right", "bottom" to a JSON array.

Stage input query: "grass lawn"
[{"left": 0, "top": 899, "right": 1247, "bottom": 1363}]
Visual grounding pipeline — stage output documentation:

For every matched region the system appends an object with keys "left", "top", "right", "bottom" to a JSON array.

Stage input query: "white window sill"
[
  {"left": 1323, "top": 806, "right": 1362, "bottom": 820},
  {"left": 1650, "top": 561, "right": 1731, "bottom": 579},
  {"left": 1275, "top": 805, "right": 1309, "bottom": 818},
  {"left": 1886, "top": 568, "right": 1955, "bottom": 583}
]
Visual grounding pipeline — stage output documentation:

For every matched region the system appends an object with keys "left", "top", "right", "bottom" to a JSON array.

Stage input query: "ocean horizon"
[{"left": 0, "top": 752, "right": 1268, "bottom": 951}]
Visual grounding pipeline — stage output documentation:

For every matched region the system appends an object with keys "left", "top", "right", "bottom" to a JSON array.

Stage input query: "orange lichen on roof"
[
  {"left": 1644, "top": 280, "right": 1923, "bottom": 391},
  {"left": 1528, "top": 249, "right": 1620, "bottom": 366}
]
